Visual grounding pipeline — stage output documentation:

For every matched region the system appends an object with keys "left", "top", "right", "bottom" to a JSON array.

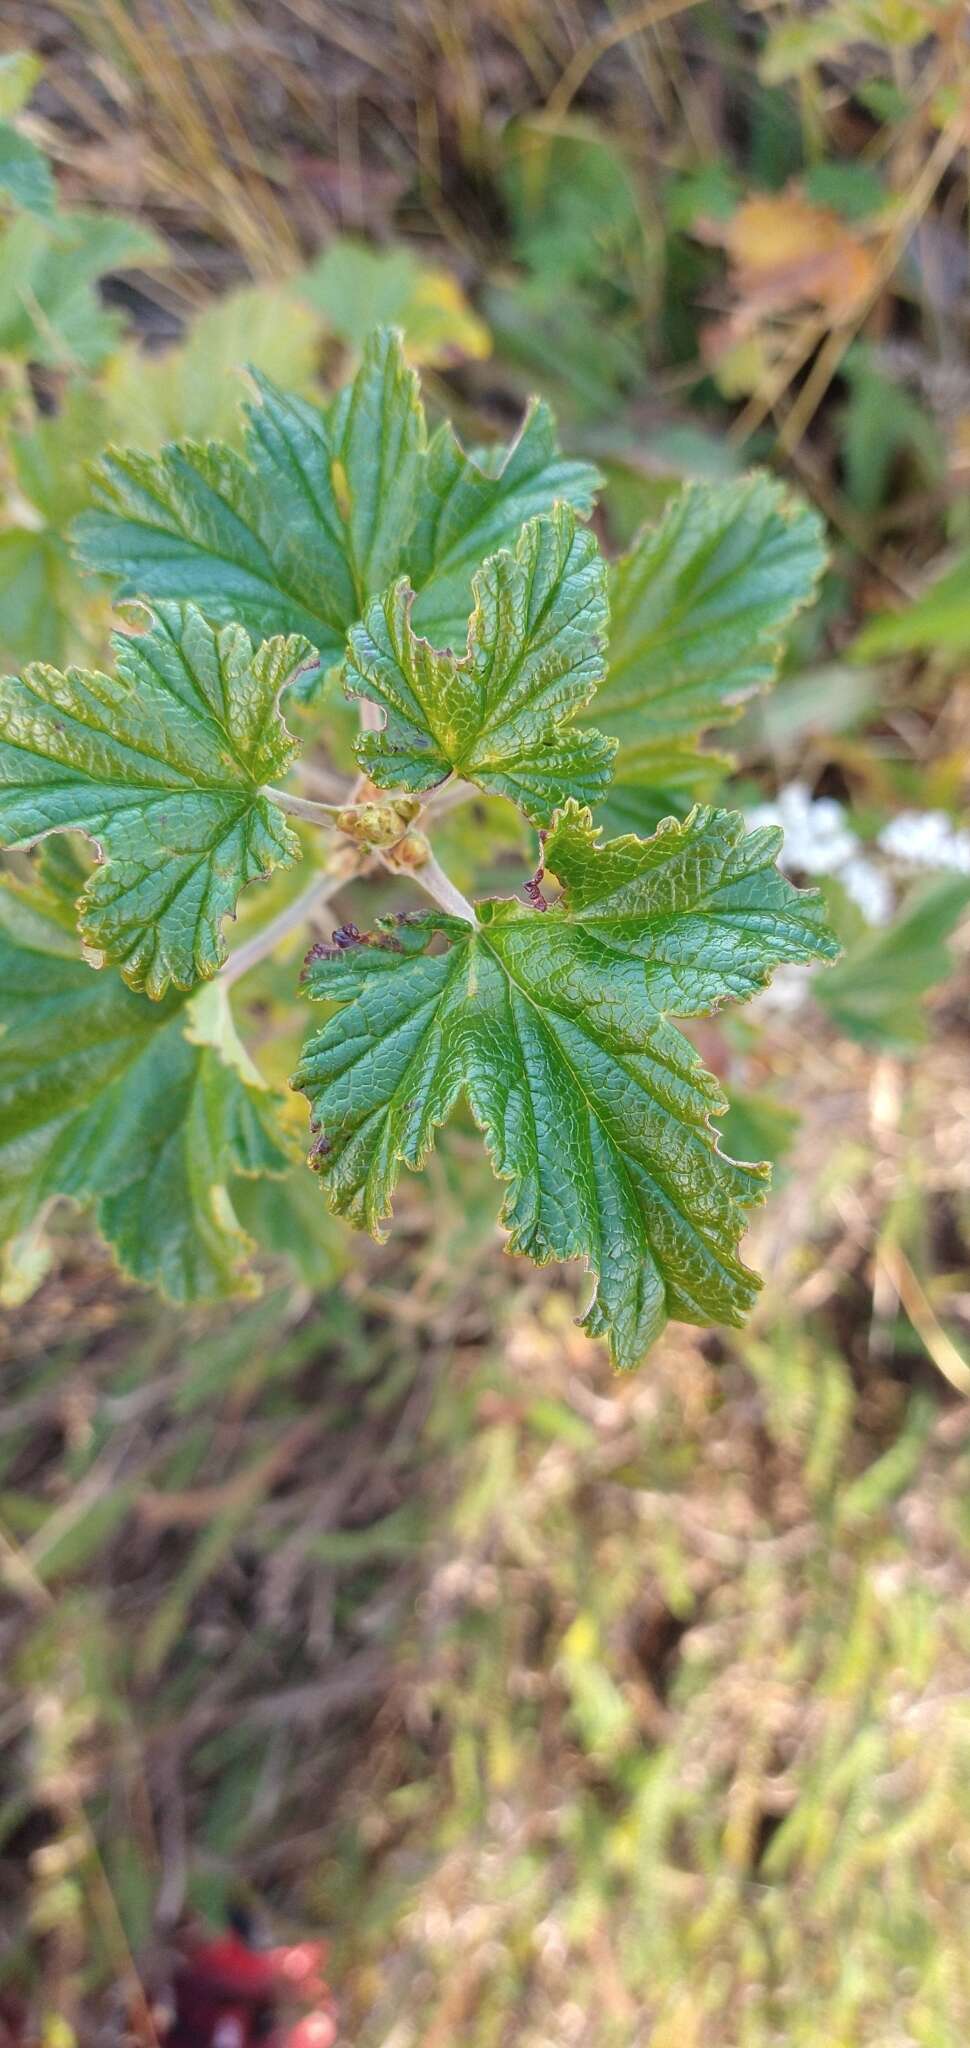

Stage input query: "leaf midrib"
[
  {"left": 1, "top": 751, "right": 265, "bottom": 806},
  {"left": 466, "top": 578, "right": 604, "bottom": 755},
  {"left": 476, "top": 926, "right": 700, "bottom": 1279}
]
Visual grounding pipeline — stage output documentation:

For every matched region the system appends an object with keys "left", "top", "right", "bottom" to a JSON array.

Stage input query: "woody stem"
[{"left": 222, "top": 868, "right": 349, "bottom": 987}]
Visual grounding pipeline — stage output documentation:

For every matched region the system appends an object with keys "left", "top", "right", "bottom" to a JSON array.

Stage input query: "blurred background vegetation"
[{"left": 2, "top": 1, "right": 970, "bottom": 2041}]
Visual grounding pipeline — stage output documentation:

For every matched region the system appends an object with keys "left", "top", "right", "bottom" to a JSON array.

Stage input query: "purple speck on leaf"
[{"left": 523, "top": 863, "right": 548, "bottom": 911}]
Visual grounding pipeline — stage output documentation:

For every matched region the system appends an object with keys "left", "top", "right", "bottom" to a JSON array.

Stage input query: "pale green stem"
[
  {"left": 402, "top": 850, "right": 477, "bottom": 924},
  {"left": 262, "top": 784, "right": 342, "bottom": 827},
  {"left": 263, "top": 783, "right": 478, "bottom": 924}
]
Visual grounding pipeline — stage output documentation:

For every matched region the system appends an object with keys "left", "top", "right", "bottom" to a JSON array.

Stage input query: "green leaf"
[
  {"left": 348, "top": 505, "right": 615, "bottom": 823},
  {"left": 0, "top": 209, "right": 165, "bottom": 368},
  {"left": 293, "top": 802, "right": 837, "bottom": 1366},
  {"left": 231, "top": 1166, "right": 348, "bottom": 1291},
  {"left": 0, "top": 884, "right": 289, "bottom": 1299},
  {"left": 100, "top": 282, "right": 322, "bottom": 450},
  {"left": 296, "top": 237, "right": 490, "bottom": 366},
  {"left": 483, "top": 278, "right": 642, "bottom": 423},
  {"left": 10, "top": 382, "right": 115, "bottom": 527},
  {"left": 0, "top": 124, "right": 56, "bottom": 219},
  {"left": 853, "top": 551, "right": 970, "bottom": 658},
  {"left": 1, "top": 387, "right": 116, "bottom": 668},
  {"left": 75, "top": 328, "right": 426, "bottom": 670},
  {"left": 759, "top": 10, "right": 856, "bottom": 84},
  {"left": 592, "top": 473, "right": 826, "bottom": 790},
  {"left": 720, "top": 1088, "right": 799, "bottom": 1174},
  {"left": 840, "top": 348, "right": 940, "bottom": 520},
  {"left": 501, "top": 119, "right": 647, "bottom": 292},
  {"left": 817, "top": 876, "right": 970, "bottom": 1050},
  {"left": 407, "top": 396, "right": 601, "bottom": 650},
  {"left": 0, "top": 603, "right": 313, "bottom": 996},
  {"left": 802, "top": 160, "right": 890, "bottom": 223},
  {"left": 0, "top": 529, "right": 68, "bottom": 668},
  {"left": 73, "top": 327, "right": 600, "bottom": 696},
  {"left": 592, "top": 779, "right": 696, "bottom": 840},
  {"left": 487, "top": 119, "right": 651, "bottom": 422}
]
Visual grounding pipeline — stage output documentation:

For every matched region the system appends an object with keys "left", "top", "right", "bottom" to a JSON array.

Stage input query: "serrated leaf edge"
[
  {"left": 345, "top": 507, "right": 616, "bottom": 815},
  {"left": 2, "top": 601, "right": 318, "bottom": 998}
]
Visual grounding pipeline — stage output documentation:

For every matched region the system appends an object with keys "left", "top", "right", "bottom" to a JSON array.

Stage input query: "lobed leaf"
[
  {"left": 0, "top": 883, "right": 289, "bottom": 1300},
  {"left": 1, "top": 388, "right": 117, "bottom": 669},
  {"left": 293, "top": 801, "right": 838, "bottom": 1366},
  {"left": 100, "top": 282, "right": 322, "bottom": 451},
  {"left": 0, "top": 209, "right": 165, "bottom": 369},
  {"left": 296, "top": 237, "right": 491, "bottom": 366},
  {"left": 406, "top": 398, "right": 601, "bottom": 649},
  {"left": 73, "top": 327, "right": 600, "bottom": 698},
  {"left": 0, "top": 602, "right": 313, "bottom": 996},
  {"left": 593, "top": 472, "right": 826, "bottom": 796},
  {"left": 347, "top": 504, "right": 616, "bottom": 823},
  {"left": 817, "top": 875, "right": 970, "bottom": 1050},
  {"left": 74, "top": 331, "right": 424, "bottom": 670}
]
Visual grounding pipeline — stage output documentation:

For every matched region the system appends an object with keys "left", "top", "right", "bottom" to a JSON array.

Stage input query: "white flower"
[
  {"left": 747, "top": 786, "right": 970, "bottom": 951},
  {"left": 746, "top": 780, "right": 892, "bottom": 935},
  {"left": 878, "top": 810, "right": 970, "bottom": 876},
  {"left": 839, "top": 853, "right": 894, "bottom": 926},
  {"left": 751, "top": 962, "right": 815, "bottom": 1014},
  {"left": 747, "top": 781, "right": 858, "bottom": 875}
]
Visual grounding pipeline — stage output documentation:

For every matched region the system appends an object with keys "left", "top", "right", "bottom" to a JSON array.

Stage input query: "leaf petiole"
[
  {"left": 262, "top": 784, "right": 346, "bottom": 827},
  {"left": 388, "top": 848, "right": 477, "bottom": 924}
]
